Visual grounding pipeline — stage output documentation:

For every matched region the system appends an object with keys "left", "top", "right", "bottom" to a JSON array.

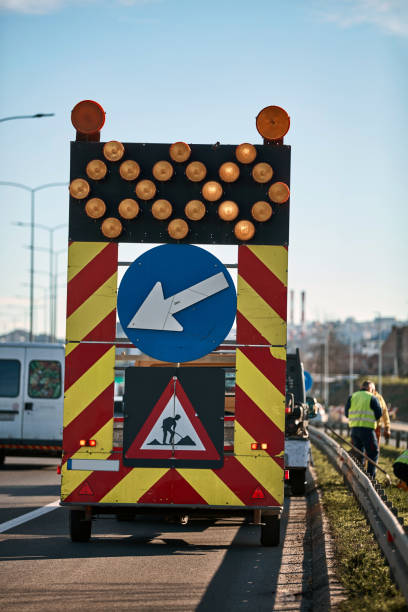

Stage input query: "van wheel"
[
  {"left": 261, "top": 515, "right": 280, "bottom": 547},
  {"left": 70, "top": 510, "right": 91, "bottom": 542},
  {"left": 290, "top": 469, "right": 306, "bottom": 496}
]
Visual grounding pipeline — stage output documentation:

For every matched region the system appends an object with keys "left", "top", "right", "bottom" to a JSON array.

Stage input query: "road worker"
[
  {"left": 393, "top": 449, "right": 408, "bottom": 490},
  {"left": 345, "top": 380, "right": 382, "bottom": 477},
  {"left": 368, "top": 382, "right": 391, "bottom": 446}
]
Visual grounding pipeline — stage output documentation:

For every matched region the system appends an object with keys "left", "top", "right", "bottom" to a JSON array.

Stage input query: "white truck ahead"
[{"left": 0, "top": 342, "right": 64, "bottom": 464}]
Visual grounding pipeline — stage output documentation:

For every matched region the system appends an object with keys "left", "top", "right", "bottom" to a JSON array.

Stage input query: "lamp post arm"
[{"left": 0, "top": 113, "right": 55, "bottom": 122}]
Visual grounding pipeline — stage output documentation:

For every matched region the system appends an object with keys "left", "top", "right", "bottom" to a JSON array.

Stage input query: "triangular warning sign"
[
  {"left": 125, "top": 377, "right": 220, "bottom": 461},
  {"left": 78, "top": 481, "right": 94, "bottom": 495}
]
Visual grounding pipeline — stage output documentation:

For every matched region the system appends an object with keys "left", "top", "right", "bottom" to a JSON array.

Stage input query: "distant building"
[{"left": 382, "top": 326, "right": 408, "bottom": 377}]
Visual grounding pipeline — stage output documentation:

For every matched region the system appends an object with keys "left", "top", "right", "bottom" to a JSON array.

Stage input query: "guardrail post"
[{"left": 396, "top": 431, "right": 400, "bottom": 449}]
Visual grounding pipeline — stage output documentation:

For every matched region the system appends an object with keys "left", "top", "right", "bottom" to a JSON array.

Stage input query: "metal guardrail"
[
  {"left": 309, "top": 426, "right": 408, "bottom": 602},
  {"left": 313, "top": 420, "right": 408, "bottom": 449}
]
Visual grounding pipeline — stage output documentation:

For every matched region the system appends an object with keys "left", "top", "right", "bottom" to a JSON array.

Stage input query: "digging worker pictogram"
[{"left": 162, "top": 414, "right": 181, "bottom": 445}]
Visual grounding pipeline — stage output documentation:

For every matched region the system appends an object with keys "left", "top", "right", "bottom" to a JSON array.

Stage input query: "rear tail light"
[
  {"left": 79, "top": 439, "right": 96, "bottom": 447},
  {"left": 284, "top": 470, "right": 290, "bottom": 480},
  {"left": 251, "top": 442, "right": 268, "bottom": 450}
]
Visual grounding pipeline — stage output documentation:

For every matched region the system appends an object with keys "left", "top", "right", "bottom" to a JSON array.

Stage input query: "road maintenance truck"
[{"left": 61, "top": 100, "right": 291, "bottom": 546}]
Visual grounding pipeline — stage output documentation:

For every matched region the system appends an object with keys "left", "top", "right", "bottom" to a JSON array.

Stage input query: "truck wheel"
[
  {"left": 69, "top": 510, "right": 91, "bottom": 542},
  {"left": 261, "top": 515, "right": 280, "bottom": 547},
  {"left": 0, "top": 451, "right": 5, "bottom": 467},
  {"left": 290, "top": 469, "right": 306, "bottom": 496}
]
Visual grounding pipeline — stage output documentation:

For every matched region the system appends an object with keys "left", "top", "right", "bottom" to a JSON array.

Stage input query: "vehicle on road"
[{"left": 0, "top": 342, "right": 64, "bottom": 464}]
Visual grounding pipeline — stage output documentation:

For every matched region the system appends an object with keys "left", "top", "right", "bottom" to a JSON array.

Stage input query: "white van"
[{"left": 0, "top": 342, "right": 64, "bottom": 463}]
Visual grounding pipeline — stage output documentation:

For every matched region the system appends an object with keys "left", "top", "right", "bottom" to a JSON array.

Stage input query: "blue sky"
[{"left": 0, "top": 0, "right": 407, "bottom": 337}]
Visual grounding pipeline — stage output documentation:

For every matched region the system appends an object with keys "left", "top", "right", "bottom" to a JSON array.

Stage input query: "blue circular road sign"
[
  {"left": 117, "top": 244, "right": 237, "bottom": 363},
  {"left": 304, "top": 370, "right": 313, "bottom": 392}
]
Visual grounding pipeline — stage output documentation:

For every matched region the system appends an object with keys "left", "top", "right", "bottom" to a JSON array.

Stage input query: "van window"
[
  {"left": 28, "top": 360, "right": 62, "bottom": 399},
  {"left": 0, "top": 359, "right": 21, "bottom": 397}
]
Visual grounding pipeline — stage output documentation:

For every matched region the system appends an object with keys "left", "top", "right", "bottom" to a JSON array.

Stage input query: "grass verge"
[{"left": 311, "top": 443, "right": 408, "bottom": 611}]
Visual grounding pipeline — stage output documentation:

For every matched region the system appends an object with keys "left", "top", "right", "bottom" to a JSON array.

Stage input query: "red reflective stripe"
[
  {"left": 238, "top": 246, "right": 287, "bottom": 320},
  {"left": 66, "top": 243, "right": 117, "bottom": 317},
  {"left": 64, "top": 343, "right": 112, "bottom": 391},
  {"left": 235, "top": 386, "right": 284, "bottom": 457},
  {"left": 62, "top": 385, "right": 114, "bottom": 459}
]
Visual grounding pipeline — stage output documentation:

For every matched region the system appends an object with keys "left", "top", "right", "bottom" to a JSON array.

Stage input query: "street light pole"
[
  {"left": 14, "top": 221, "right": 67, "bottom": 341},
  {"left": 1, "top": 181, "right": 68, "bottom": 341}
]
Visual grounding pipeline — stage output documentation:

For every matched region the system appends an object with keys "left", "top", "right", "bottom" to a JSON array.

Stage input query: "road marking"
[{"left": 0, "top": 499, "right": 60, "bottom": 533}]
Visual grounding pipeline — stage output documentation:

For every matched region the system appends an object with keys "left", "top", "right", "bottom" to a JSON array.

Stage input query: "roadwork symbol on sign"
[
  {"left": 117, "top": 243, "right": 236, "bottom": 363},
  {"left": 122, "top": 366, "right": 225, "bottom": 469},
  {"left": 125, "top": 377, "right": 220, "bottom": 461}
]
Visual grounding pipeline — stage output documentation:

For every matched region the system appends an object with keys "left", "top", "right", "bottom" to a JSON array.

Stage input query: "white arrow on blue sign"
[{"left": 117, "top": 244, "right": 237, "bottom": 363}]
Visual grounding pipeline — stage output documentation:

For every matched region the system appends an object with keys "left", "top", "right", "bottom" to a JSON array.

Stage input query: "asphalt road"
[{"left": 0, "top": 457, "right": 314, "bottom": 611}]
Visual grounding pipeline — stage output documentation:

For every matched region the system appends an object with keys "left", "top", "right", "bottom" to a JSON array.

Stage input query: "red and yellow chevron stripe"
[
  {"left": 61, "top": 243, "right": 286, "bottom": 509},
  {"left": 61, "top": 241, "right": 118, "bottom": 500},
  {"left": 234, "top": 245, "right": 288, "bottom": 504}
]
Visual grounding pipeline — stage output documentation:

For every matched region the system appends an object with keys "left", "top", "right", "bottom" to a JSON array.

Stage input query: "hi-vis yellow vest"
[
  {"left": 395, "top": 449, "right": 408, "bottom": 465},
  {"left": 349, "top": 390, "right": 376, "bottom": 429}
]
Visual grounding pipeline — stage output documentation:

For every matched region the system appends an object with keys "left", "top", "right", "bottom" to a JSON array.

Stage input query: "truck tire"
[
  {"left": 0, "top": 451, "right": 5, "bottom": 467},
  {"left": 69, "top": 510, "right": 91, "bottom": 542},
  {"left": 290, "top": 468, "right": 306, "bottom": 496},
  {"left": 260, "top": 515, "right": 280, "bottom": 547}
]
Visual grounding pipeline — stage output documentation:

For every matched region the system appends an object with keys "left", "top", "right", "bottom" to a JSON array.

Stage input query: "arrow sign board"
[
  {"left": 123, "top": 367, "right": 225, "bottom": 468},
  {"left": 118, "top": 244, "right": 236, "bottom": 363}
]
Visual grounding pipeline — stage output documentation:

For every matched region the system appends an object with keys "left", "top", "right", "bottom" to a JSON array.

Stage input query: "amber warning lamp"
[
  {"left": 103, "top": 141, "right": 125, "bottom": 162},
  {"left": 234, "top": 220, "right": 255, "bottom": 241},
  {"left": 71, "top": 100, "right": 105, "bottom": 142},
  {"left": 101, "top": 217, "right": 122, "bottom": 239},
  {"left": 169, "top": 141, "right": 191, "bottom": 163},
  {"left": 185, "top": 200, "right": 206, "bottom": 221},
  {"left": 256, "top": 105, "right": 290, "bottom": 143},
  {"left": 85, "top": 198, "right": 106, "bottom": 219},
  {"left": 218, "top": 201, "right": 239, "bottom": 221},
  {"left": 168, "top": 218, "right": 189, "bottom": 240},
  {"left": 118, "top": 198, "right": 140, "bottom": 219},
  {"left": 235, "top": 143, "right": 257, "bottom": 164}
]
